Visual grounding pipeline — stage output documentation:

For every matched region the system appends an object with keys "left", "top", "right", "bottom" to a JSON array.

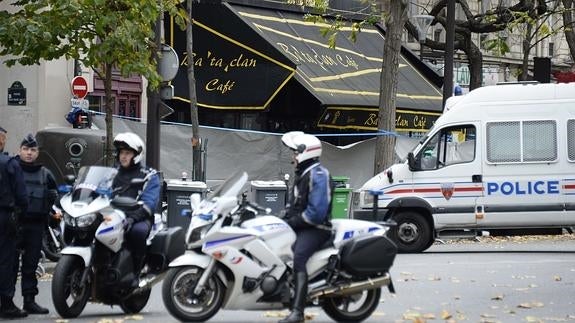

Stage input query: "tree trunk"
[
  {"left": 104, "top": 63, "right": 114, "bottom": 166},
  {"left": 187, "top": 0, "right": 202, "bottom": 181},
  {"left": 374, "top": 1, "right": 407, "bottom": 174},
  {"left": 464, "top": 35, "right": 483, "bottom": 90},
  {"left": 520, "top": 24, "right": 533, "bottom": 81},
  {"left": 562, "top": 0, "right": 575, "bottom": 63}
]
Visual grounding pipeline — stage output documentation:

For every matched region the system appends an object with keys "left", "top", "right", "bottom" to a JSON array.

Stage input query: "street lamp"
[{"left": 412, "top": 14, "right": 434, "bottom": 61}]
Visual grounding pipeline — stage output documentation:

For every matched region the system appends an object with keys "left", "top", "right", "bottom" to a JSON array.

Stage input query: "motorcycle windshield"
[
  {"left": 71, "top": 166, "right": 118, "bottom": 203},
  {"left": 209, "top": 171, "right": 248, "bottom": 200}
]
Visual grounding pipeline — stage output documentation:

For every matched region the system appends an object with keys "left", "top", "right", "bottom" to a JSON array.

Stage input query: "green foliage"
[
  {"left": 0, "top": 0, "right": 187, "bottom": 89},
  {"left": 483, "top": 36, "right": 511, "bottom": 56}
]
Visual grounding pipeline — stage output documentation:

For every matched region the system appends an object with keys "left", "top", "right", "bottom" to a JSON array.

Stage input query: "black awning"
[
  {"left": 229, "top": 4, "right": 443, "bottom": 113},
  {"left": 166, "top": 2, "right": 443, "bottom": 131},
  {"left": 166, "top": 4, "right": 295, "bottom": 110}
]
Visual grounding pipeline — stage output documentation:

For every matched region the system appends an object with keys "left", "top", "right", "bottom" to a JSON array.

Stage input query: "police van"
[{"left": 352, "top": 82, "right": 575, "bottom": 253}]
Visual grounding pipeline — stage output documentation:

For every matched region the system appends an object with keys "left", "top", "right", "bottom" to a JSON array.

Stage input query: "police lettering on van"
[{"left": 486, "top": 180, "right": 560, "bottom": 195}]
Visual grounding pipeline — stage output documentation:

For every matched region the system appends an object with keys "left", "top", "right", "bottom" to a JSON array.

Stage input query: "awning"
[
  {"left": 166, "top": 2, "right": 443, "bottom": 130},
  {"left": 231, "top": 5, "right": 443, "bottom": 113}
]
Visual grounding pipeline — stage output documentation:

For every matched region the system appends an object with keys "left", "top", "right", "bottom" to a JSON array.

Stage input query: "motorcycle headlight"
[{"left": 76, "top": 213, "right": 97, "bottom": 228}]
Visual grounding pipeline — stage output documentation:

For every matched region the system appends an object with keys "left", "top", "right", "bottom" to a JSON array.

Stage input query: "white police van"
[{"left": 352, "top": 82, "right": 575, "bottom": 253}]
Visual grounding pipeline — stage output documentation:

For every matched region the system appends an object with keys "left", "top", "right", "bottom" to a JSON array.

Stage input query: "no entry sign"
[{"left": 71, "top": 76, "right": 89, "bottom": 99}]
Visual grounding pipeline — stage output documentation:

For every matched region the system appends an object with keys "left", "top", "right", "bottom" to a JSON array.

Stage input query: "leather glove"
[{"left": 123, "top": 217, "right": 135, "bottom": 231}]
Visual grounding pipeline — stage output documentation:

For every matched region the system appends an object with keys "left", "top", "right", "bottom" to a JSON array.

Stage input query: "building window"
[
  {"left": 549, "top": 42, "right": 554, "bottom": 57},
  {"left": 434, "top": 29, "right": 442, "bottom": 42}
]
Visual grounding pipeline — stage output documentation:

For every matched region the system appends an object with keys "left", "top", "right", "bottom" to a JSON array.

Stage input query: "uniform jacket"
[
  {"left": 285, "top": 159, "right": 332, "bottom": 230},
  {"left": 112, "top": 163, "right": 160, "bottom": 222},
  {"left": 0, "top": 154, "right": 28, "bottom": 211},
  {"left": 17, "top": 157, "right": 58, "bottom": 220}
]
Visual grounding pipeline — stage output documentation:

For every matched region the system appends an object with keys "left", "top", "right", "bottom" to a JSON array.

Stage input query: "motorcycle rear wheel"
[
  {"left": 321, "top": 287, "right": 381, "bottom": 322},
  {"left": 51, "top": 255, "right": 90, "bottom": 318},
  {"left": 120, "top": 288, "right": 152, "bottom": 314},
  {"left": 162, "top": 266, "right": 225, "bottom": 322}
]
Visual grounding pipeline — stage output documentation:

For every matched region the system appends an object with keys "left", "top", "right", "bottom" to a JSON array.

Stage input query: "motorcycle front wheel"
[
  {"left": 51, "top": 255, "right": 91, "bottom": 318},
  {"left": 321, "top": 287, "right": 381, "bottom": 322},
  {"left": 162, "top": 266, "right": 225, "bottom": 322}
]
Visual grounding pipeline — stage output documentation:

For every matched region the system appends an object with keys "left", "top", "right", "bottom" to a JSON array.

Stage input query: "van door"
[
  {"left": 412, "top": 124, "right": 483, "bottom": 227},
  {"left": 476, "top": 120, "right": 563, "bottom": 227}
]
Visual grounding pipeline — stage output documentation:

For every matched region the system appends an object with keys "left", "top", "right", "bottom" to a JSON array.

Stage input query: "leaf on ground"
[
  {"left": 304, "top": 312, "right": 316, "bottom": 320},
  {"left": 528, "top": 284, "right": 538, "bottom": 288},
  {"left": 553, "top": 275, "right": 562, "bottom": 281},
  {"left": 491, "top": 294, "right": 504, "bottom": 300},
  {"left": 524, "top": 316, "right": 544, "bottom": 323},
  {"left": 124, "top": 315, "right": 144, "bottom": 320},
  {"left": 263, "top": 310, "right": 288, "bottom": 317},
  {"left": 518, "top": 301, "right": 544, "bottom": 309},
  {"left": 55, "top": 320, "right": 69, "bottom": 323},
  {"left": 402, "top": 311, "right": 422, "bottom": 320},
  {"left": 428, "top": 275, "right": 441, "bottom": 281},
  {"left": 480, "top": 313, "right": 496, "bottom": 318},
  {"left": 422, "top": 313, "right": 436, "bottom": 319},
  {"left": 441, "top": 309, "right": 452, "bottom": 320}
]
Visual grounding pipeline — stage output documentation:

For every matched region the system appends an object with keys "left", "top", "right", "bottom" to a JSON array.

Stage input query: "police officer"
[
  {"left": 279, "top": 131, "right": 333, "bottom": 323},
  {"left": 14, "top": 134, "right": 58, "bottom": 314},
  {"left": 0, "top": 127, "right": 29, "bottom": 319},
  {"left": 111, "top": 133, "right": 161, "bottom": 284}
]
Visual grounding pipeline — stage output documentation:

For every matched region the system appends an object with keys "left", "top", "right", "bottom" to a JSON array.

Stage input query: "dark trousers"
[
  {"left": 0, "top": 212, "right": 18, "bottom": 298},
  {"left": 15, "top": 222, "right": 44, "bottom": 297},
  {"left": 292, "top": 227, "right": 331, "bottom": 273},
  {"left": 125, "top": 220, "right": 151, "bottom": 260}
]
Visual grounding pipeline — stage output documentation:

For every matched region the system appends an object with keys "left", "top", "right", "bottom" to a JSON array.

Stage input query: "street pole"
[
  {"left": 146, "top": 14, "right": 162, "bottom": 169},
  {"left": 442, "top": 0, "right": 455, "bottom": 110}
]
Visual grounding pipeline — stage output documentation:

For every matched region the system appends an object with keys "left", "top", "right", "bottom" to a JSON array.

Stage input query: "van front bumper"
[{"left": 351, "top": 208, "right": 389, "bottom": 222}]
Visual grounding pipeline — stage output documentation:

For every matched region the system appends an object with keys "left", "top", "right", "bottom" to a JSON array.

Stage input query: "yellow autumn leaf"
[
  {"left": 553, "top": 275, "right": 562, "bottom": 281},
  {"left": 441, "top": 309, "right": 452, "bottom": 320}
]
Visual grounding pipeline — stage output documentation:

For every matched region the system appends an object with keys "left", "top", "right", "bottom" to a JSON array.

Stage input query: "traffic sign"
[{"left": 71, "top": 76, "right": 89, "bottom": 99}]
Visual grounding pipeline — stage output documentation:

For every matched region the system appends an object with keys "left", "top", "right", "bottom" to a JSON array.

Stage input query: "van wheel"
[{"left": 389, "top": 211, "right": 432, "bottom": 253}]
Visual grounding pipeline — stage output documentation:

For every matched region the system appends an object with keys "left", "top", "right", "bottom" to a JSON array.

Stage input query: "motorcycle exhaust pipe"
[{"left": 308, "top": 273, "right": 390, "bottom": 299}]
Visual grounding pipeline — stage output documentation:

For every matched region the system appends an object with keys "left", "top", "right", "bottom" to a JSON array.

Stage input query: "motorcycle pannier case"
[
  {"left": 148, "top": 227, "right": 185, "bottom": 273},
  {"left": 339, "top": 235, "right": 397, "bottom": 276}
]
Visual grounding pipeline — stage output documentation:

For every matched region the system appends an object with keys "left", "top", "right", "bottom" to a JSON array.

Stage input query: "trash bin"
[
  {"left": 331, "top": 176, "right": 351, "bottom": 219},
  {"left": 250, "top": 180, "right": 287, "bottom": 214},
  {"left": 166, "top": 179, "right": 207, "bottom": 230}
]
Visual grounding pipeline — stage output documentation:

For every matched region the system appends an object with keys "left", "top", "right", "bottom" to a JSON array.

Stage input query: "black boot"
[
  {"left": 279, "top": 271, "right": 307, "bottom": 323},
  {"left": 0, "top": 296, "right": 28, "bottom": 318},
  {"left": 23, "top": 295, "right": 49, "bottom": 315}
]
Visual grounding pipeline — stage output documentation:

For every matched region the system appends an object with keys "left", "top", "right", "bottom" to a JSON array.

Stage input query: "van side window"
[
  {"left": 487, "top": 120, "right": 557, "bottom": 163},
  {"left": 568, "top": 120, "right": 575, "bottom": 161},
  {"left": 417, "top": 125, "right": 476, "bottom": 170}
]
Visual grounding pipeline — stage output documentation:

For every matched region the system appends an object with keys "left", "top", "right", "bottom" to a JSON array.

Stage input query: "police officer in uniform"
[
  {"left": 279, "top": 131, "right": 333, "bottom": 323},
  {"left": 14, "top": 134, "right": 58, "bottom": 314},
  {"left": 0, "top": 127, "right": 29, "bottom": 319},
  {"left": 111, "top": 133, "right": 161, "bottom": 283}
]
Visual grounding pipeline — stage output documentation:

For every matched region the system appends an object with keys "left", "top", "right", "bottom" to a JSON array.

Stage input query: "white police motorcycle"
[
  {"left": 162, "top": 171, "right": 397, "bottom": 322},
  {"left": 51, "top": 166, "right": 184, "bottom": 318}
]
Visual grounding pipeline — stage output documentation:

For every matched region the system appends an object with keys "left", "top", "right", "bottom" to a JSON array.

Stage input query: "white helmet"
[
  {"left": 113, "top": 132, "right": 145, "bottom": 164},
  {"left": 281, "top": 131, "right": 322, "bottom": 163}
]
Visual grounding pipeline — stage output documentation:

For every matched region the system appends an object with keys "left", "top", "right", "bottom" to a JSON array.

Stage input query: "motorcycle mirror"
[{"left": 190, "top": 193, "right": 201, "bottom": 210}]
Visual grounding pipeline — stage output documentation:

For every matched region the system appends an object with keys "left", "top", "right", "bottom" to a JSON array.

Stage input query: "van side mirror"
[{"left": 407, "top": 152, "right": 416, "bottom": 171}]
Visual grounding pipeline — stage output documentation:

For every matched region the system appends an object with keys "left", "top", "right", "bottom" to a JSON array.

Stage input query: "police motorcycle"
[
  {"left": 162, "top": 171, "right": 397, "bottom": 322},
  {"left": 51, "top": 166, "right": 185, "bottom": 318},
  {"left": 41, "top": 205, "right": 66, "bottom": 261}
]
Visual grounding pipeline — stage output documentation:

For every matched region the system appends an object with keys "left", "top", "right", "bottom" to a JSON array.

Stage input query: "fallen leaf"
[
  {"left": 480, "top": 313, "right": 496, "bottom": 318},
  {"left": 422, "top": 313, "right": 436, "bottom": 319},
  {"left": 553, "top": 275, "right": 562, "bottom": 281},
  {"left": 441, "top": 309, "right": 452, "bottom": 320},
  {"left": 525, "top": 316, "right": 544, "bottom": 323},
  {"left": 124, "top": 315, "right": 144, "bottom": 320},
  {"left": 428, "top": 275, "right": 441, "bottom": 281},
  {"left": 491, "top": 294, "right": 504, "bottom": 300}
]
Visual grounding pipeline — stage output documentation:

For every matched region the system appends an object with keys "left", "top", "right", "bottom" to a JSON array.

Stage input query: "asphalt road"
[{"left": 10, "top": 236, "right": 575, "bottom": 323}]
